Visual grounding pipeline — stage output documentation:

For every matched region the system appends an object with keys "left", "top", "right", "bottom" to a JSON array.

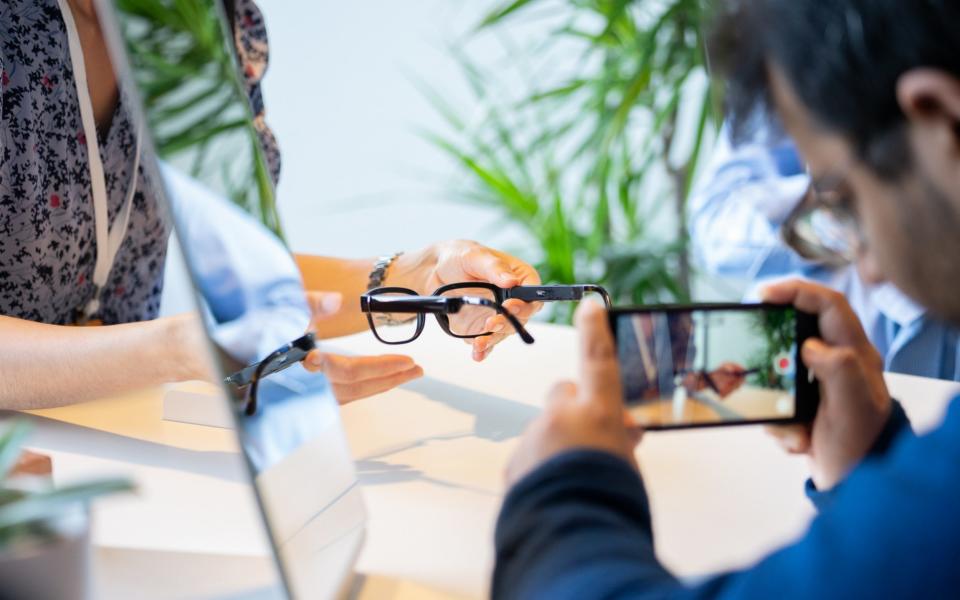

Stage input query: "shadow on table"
[
  {"left": 354, "top": 458, "right": 498, "bottom": 497},
  {"left": 349, "top": 376, "right": 538, "bottom": 495},
  {"left": 5, "top": 411, "right": 247, "bottom": 484},
  {"left": 402, "top": 377, "right": 540, "bottom": 441}
]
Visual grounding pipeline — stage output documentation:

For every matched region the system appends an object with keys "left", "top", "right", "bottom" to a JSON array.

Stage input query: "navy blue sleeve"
[
  {"left": 493, "top": 450, "right": 679, "bottom": 600},
  {"left": 494, "top": 398, "right": 960, "bottom": 600},
  {"left": 805, "top": 399, "right": 913, "bottom": 511}
]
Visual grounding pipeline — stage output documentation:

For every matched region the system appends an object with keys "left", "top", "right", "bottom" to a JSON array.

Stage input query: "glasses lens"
[
  {"left": 368, "top": 291, "right": 420, "bottom": 343},
  {"left": 438, "top": 286, "right": 500, "bottom": 337},
  {"left": 791, "top": 206, "right": 859, "bottom": 263}
]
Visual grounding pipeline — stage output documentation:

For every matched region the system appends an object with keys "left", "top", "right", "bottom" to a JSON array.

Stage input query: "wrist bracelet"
[
  {"left": 367, "top": 251, "right": 404, "bottom": 291},
  {"left": 368, "top": 252, "right": 414, "bottom": 327}
]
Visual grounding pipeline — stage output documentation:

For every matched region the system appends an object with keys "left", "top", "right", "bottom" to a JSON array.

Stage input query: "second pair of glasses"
[{"left": 360, "top": 282, "right": 611, "bottom": 345}]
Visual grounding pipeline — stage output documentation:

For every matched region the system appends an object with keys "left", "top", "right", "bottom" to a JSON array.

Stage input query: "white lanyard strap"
[{"left": 59, "top": 0, "right": 141, "bottom": 319}]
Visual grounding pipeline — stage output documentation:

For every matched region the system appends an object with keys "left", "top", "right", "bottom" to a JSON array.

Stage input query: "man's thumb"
[{"left": 575, "top": 302, "right": 622, "bottom": 410}]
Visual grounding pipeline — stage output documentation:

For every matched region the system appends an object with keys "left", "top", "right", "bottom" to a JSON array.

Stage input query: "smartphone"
[
  {"left": 608, "top": 304, "right": 819, "bottom": 430},
  {"left": 224, "top": 333, "right": 316, "bottom": 388}
]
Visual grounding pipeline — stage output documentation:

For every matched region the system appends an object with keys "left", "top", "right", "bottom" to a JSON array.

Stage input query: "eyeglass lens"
[
  {"left": 436, "top": 286, "right": 500, "bottom": 337},
  {"left": 368, "top": 291, "right": 422, "bottom": 344}
]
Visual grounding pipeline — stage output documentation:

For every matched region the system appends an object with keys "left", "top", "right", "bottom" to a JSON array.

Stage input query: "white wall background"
[{"left": 256, "top": 1, "right": 514, "bottom": 258}]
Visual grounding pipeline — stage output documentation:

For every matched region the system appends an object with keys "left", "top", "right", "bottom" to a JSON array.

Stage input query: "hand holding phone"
[{"left": 761, "top": 281, "right": 892, "bottom": 490}]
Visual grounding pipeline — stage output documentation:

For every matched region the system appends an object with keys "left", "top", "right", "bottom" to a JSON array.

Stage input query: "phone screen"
[{"left": 610, "top": 304, "right": 819, "bottom": 430}]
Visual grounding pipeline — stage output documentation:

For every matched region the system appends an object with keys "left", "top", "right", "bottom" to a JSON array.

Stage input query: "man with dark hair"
[{"left": 492, "top": 1, "right": 960, "bottom": 597}]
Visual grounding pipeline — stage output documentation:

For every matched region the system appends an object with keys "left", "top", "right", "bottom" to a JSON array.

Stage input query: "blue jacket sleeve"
[
  {"left": 494, "top": 398, "right": 960, "bottom": 600},
  {"left": 493, "top": 450, "right": 678, "bottom": 600}
]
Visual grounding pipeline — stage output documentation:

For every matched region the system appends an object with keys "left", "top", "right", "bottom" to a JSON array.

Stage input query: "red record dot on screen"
[{"left": 773, "top": 351, "right": 794, "bottom": 376}]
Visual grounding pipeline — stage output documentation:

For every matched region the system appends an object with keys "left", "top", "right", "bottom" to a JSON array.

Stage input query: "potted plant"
[
  {"left": 423, "top": 0, "right": 721, "bottom": 321},
  {"left": 0, "top": 421, "right": 133, "bottom": 600}
]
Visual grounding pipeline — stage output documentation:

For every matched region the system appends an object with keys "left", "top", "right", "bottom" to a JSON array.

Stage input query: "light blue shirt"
[
  {"left": 162, "top": 163, "right": 311, "bottom": 365},
  {"left": 688, "top": 126, "right": 960, "bottom": 381},
  {"left": 162, "top": 166, "right": 340, "bottom": 473}
]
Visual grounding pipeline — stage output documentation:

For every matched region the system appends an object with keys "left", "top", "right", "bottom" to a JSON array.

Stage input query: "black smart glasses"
[
  {"left": 360, "top": 287, "right": 536, "bottom": 346},
  {"left": 225, "top": 332, "right": 317, "bottom": 416}
]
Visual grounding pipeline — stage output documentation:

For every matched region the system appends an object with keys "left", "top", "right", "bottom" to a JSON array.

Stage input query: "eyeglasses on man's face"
[
  {"left": 782, "top": 170, "right": 866, "bottom": 266},
  {"left": 360, "top": 282, "right": 611, "bottom": 346}
]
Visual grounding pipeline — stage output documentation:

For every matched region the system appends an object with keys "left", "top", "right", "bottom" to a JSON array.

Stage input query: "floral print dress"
[{"left": 0, "top": 0, "right": 278, "bottom": 325}]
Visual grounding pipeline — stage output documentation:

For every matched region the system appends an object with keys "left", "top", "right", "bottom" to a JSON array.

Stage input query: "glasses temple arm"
[
  {"left": 581, "top": 285, "right": 612, "bottom": 308},
  {"left": 504, "top": 285, "right": 612, "bottom": 308},
  {"left": 467, "top": 298, "right": 535, "bottom": 344},
  {"left": 246, "top": 345, "right": 285, "bottom": 416}
]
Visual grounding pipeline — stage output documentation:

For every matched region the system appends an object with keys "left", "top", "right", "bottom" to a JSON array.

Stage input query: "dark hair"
[{"left": 709, "top": 0, "right": 960, "bottom": 179}]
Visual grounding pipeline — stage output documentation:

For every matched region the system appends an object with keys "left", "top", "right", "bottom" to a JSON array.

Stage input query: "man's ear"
[{"left": 897, "top": 69, "right": 960, "bottom": 151}]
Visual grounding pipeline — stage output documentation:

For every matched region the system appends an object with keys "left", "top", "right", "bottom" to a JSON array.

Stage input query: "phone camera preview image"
[{"left": 611, "top": 305, "right": 819, "bottom": 430}]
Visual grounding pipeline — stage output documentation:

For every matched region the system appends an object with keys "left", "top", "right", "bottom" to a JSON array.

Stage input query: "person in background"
[
  {"left": 0, "top": 0, "right": 540, "bottom": 410},
  {"left": 493, "top": 0, "right": 960, "bottom": 597},
  {"left": 689, "top": 121, "right": 959, "bottom": 381}
]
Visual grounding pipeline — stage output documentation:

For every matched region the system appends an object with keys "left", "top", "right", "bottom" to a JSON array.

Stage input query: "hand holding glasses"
[{"left": 361, "top": 282, "right": 611, "bottom": 346}]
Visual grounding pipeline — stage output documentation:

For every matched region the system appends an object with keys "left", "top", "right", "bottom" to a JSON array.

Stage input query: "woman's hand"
[
  {"left": 304, "top": 290, "right": 423, "bottom": 404},
  {"left": 390, "top": 240, "right": 542, "bottom": 361},
  {"left": 762, "top": 280, "right": 892, "bottom": 491},
  {"left": 303, "top": 352, "right": 423, "bottom": 405}
]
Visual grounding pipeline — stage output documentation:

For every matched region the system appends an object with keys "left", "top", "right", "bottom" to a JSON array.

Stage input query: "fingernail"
[
  {"left": 492, "top": 322, "right": 506, "bottom": 333},
  {"left": 308, "top": 352, "right": 324, "bottom": 367},
  {"left": 322, "top": 293, "right": 342, "bottom": 313}
]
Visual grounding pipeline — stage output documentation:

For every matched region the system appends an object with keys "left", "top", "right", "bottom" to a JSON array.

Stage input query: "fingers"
[
  {"left": 304, "top": 352, "right": 424, "bottom": 403},
  {"left": 502, "top": 298, "right": 540, "bottom": 323},
  {"left": 801, "top": 337, "right": 855, "bottom": 379},
  {"left": 574, "top": 302, "right": 622, "bottom": 412},
  {"left": 624, "top": 413, "right": 645, "bottom": 447},
  {"left": 470, "top": 299, "right": 541, "bottom": 361},
  {"left": 760, "top": 279, "right": 869, "bottom": 348},
  {"left": 765, "top": 424, "right": 811, "bottom": 454},
  {"left": 459, "top": 243, "right": 542, "bottom": 289},
  {"left": 331, "top": 365, "right": 424, "bottom": 404},
  {"left": 462, "top": 248, "right": 523, "bottom": 288},
  {"left": 546, "top": 381, "right": 578, "bottom": 408},
  {"left": 305, "top": 352, "right": 416, "bottom": 380},
  {"left": 760, "top": 279, "right": 845, "bottom": 313},
  {"left": 305, "top": 291, "right": 343, "bottom": 321}
]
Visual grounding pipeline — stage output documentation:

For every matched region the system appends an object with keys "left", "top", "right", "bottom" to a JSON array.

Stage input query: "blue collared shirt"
[
  {"left": 688, "top": 126, "right": 960, "bottom": 381},
  {"left": 162, "top": 164, "right": 311, "bottom": 365},
  {"left": 162, "top": 166, "right": 339, "bottom": 471}
]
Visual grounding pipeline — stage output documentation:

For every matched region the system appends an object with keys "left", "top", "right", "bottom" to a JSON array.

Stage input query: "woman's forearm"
[
  {"left": 0, "top": 314, "right": 209, "bottom": 410},
  {"left": 295, "top": 251, "right": 433, "bottom": 339}
]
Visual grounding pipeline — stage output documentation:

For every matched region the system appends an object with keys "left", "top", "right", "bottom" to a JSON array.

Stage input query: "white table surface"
[{"left": 10, "top": 323, "right": 960, "bottom": 599}]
